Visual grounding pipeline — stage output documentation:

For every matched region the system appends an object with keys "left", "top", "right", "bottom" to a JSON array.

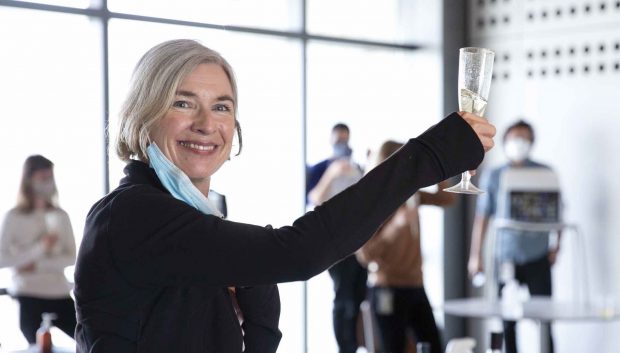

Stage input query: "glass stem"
[{"left": 462, "top": 171, "right": 471, "bottom": 187}]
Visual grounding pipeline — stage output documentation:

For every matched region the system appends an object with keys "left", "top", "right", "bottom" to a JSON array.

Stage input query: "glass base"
[{"left": 443, "top": 180, "right": 484, "bottom": 195}]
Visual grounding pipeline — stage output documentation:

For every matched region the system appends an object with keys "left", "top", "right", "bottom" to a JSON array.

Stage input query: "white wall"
[{"left": 469, "top": 0, "right": 620, "bottom": 352}]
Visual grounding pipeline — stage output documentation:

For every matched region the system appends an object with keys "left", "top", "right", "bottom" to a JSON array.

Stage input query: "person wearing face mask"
[
  {"left": 73, "top": 39, "right": 496, "bottom": 353},
  {"left": 0, "top": 155, "right": 77, "bottom": 344},
  {"left": 468, "top": 120, "right": 559, "bottom": 353},
  {"left": 306, "top": 123, "right": 367, "bottom": 353}
]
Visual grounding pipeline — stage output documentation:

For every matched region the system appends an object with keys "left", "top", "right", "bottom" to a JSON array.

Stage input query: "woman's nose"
[{"left": 192, "top": 109, "right": 217, "bottom": 135}]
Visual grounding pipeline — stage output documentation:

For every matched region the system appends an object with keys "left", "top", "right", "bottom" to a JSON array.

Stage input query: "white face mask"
[
  {"left": 504, "top": 137, "right": 531, "bottom": 163},
  {"left": 32, "top": 180, "right": 56, "bottom": 199}
]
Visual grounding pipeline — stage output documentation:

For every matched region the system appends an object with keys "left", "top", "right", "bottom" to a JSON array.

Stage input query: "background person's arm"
[
  {"left": 468, "top": 214, "right": 490, "bottom": 278},
  {"left": 0, "top": 212, "right": 46, "bottom": 269},
  {"left": 308, "top": 159, "right": 354, "bottom": 206}
]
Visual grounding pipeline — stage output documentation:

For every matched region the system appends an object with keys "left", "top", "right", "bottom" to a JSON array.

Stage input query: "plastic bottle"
[
  {"left": 36, "top": 312, "right": 57, "bottom": 353},
  {"left": 486, "top": 331, "right": 503, "bottom": 353}
]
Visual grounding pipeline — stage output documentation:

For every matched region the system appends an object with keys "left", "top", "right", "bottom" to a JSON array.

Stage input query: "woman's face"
[
  {"left": 151, "top": 63, "right": 236, "bottom": 188},
  {"left": 30, "top": 168, "right": 56, "bottom": 200}
]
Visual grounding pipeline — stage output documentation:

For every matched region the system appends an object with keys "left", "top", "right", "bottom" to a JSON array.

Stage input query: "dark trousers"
[
  {"left": 16, "top": 296, "right": 77, "bottom": 344},
  {"left": 328, "top": 255, "right": 368, "bottom": 353},
  {"left": 369, "top": 286, "right": 441, "bottom": 353},
  {"left": 499, "top": 255, "right": 554, "bottom": 353}
]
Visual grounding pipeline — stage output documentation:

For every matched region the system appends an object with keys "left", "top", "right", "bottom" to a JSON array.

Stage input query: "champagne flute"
[{"left": 444, "top": 47, "right": 495, "bottom": 194}]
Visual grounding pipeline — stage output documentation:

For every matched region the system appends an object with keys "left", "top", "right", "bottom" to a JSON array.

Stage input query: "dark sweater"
[{"left": 74, "top": 113, "right": 483, "bottom": 353}]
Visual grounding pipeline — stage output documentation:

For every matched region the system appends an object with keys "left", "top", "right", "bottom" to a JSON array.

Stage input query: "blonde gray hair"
[{"left": 116, "top": 39, "right": 241, "bottom": 162}]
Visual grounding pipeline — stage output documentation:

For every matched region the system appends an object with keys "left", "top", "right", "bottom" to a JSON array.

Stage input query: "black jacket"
[{"left": 74, "top": 113, "right": 483, "bottom": 353}]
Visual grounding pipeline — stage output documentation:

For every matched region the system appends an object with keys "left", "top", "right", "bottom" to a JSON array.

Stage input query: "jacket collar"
[{"left": 119, "top": 160, "right": 167, "bottom": 193}]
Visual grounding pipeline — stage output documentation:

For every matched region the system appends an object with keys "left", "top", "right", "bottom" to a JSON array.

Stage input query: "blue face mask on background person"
[
  {"left": 146, "top": 143, "right": 224, "bottom": 218},
  {"left": 332, "top": 141, "right": 352, "bottom": 159}
]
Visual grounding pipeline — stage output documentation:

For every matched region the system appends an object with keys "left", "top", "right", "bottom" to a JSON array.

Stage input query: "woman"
[
  {"left": 0, "top": 155, "right": 77, "bottom": 343},
  {"left": 357, "top": 141, "right": 456, "bottom": 353},
  {"left": 74, "top": 39, "right": 495, "bottom": 353}
]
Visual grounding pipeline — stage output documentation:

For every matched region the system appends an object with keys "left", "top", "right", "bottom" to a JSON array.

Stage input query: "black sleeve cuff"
[{"left": 415, "top": 112, "right": 485, "bottom": 178}]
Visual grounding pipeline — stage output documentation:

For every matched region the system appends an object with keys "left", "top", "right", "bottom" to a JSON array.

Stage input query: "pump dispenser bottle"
[{"left": 36, "top": 312, "right": 57, "bottom": 353}]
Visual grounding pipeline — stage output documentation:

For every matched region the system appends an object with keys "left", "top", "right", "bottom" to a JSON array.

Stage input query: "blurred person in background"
[
  {"left": 307, "top": 123, "right": 367, "bottom": 353},
  {"left": 357, "top": 140, "right": 456, "bottom": 353},
  {"left": 0, "top": 155, "right": 77, "bottom": 344},
  {"left": 468, "top": 120, "right": 559, "bottom": 353}
]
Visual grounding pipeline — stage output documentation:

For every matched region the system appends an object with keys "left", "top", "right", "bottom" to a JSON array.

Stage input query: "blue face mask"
[
  {"left": 332, "top": 142, "right": 352, "bottom": 159},
  {"left": 146, "top": 143, "right": 223, "bottom": 218}
]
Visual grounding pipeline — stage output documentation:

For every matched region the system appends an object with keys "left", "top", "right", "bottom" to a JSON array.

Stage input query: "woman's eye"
[
  {"left": 214, "top": 104, "right": 232, "bottom": 112},
  {"left": 173, "top": 101, "right": 191, "bottom": 108}
]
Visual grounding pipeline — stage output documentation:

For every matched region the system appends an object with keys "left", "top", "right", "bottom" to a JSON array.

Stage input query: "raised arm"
[{"left": 104, "top": 113, "right": 491, "bottom": 288}]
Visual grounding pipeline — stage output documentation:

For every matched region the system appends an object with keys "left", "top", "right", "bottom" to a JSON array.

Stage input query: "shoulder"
[
  {"left": 83, "top": 183, "right": 193, "bottom": 249},
  {"left": 1, "top": 208, "right": 30, "bottom": 225},
  {"left": 3, "top": 208, "right": 23, "bottom": 219},
  {"left": 481, "top": 164, "right": 505, "bottom": 183},
  {"left": 53, "top": 208, "right": 71, "bottom": 220},
  {"left": 309, "top": 159, "right": 330, "bottom": 171},
  {"left": 92, "top": 183, "right": 180, "bottom": 221}
]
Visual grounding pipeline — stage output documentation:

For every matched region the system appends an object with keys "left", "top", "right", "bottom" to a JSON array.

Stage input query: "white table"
[{"left": 444, "top": 296, "right": 620, "bottom": 353}]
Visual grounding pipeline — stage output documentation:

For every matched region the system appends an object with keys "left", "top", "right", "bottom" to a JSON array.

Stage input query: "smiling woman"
[
  {"left": 73, "top": 39, "right": 495, "bottom": 353},
  {"left": 149, "top": 64, "right": 237, "bottom": 194}
]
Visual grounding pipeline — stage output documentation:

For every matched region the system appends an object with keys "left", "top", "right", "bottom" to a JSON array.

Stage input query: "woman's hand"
[
  {"left": 18, "top": 262, "right": 36, "bottom": 273},
  {"left": 42, "top": 233, "right": 58, "bottom": 253},
  {"left": 458, "top": 112, "right": 496, "bottom": 152}
]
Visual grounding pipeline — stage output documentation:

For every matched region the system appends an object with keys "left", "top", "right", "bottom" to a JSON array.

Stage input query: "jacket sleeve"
[
  {"left": 235, "top": 285, "right": 282, "bottom": 353},
  {"left": 108, "top": 113, "right": 483, "bottom": 287}
]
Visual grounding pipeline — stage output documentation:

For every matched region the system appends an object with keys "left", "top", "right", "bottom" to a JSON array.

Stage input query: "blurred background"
[{"left": 0, "top": 0, "right": 618, "bottom": 352}]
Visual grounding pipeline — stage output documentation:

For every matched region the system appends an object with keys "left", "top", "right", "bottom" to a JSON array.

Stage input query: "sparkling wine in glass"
[{"left": 444, "top": 47, "right": 494, "bottom": 194}]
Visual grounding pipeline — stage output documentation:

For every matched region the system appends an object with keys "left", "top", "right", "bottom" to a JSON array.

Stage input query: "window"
[
  {"left": 0, "top": 7, "right": 103, "bottom": 350},
  {"left": 0, "top": 1, "right": 442, "bottom": 352},
  {"left": 11, "top": 0, "right": 89, "bottom": 8},
  {"left": 108, "top": 0, "right": 302, "bottom": 32},
  {"left": 305, "top": 42, "right": 444, "bottom": 352},
  {"left": 307, "top": 0, "right": 441, "bottom": 44}
]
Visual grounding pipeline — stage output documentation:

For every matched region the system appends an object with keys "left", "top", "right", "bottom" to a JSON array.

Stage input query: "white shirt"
[{"left": 0, "top": 208, "right": 75, "bottom": 298}]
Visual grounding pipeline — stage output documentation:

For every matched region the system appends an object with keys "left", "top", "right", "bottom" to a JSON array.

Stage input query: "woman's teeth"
[{"left": 180, "top": 142, "right": 215, "bottom": 151}]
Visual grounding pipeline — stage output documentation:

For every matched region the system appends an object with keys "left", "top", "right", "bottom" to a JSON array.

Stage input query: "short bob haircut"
[{"left": 116, "top": 39, "right": 242, "bottom": 162}]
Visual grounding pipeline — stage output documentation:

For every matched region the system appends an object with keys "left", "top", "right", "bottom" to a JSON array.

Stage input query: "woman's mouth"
[{"left": 179, "top": 141, "right": 216, "bottom": 151}]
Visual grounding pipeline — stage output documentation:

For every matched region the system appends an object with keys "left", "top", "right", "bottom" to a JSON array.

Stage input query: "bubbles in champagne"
[{"left": 459, "top": 88, "right": 488, "bottom": 116}]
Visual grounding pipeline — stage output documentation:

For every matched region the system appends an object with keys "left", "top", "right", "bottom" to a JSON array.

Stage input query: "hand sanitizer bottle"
[{"left": 36, "top": 312, "right": 57, "bottom": 353}]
